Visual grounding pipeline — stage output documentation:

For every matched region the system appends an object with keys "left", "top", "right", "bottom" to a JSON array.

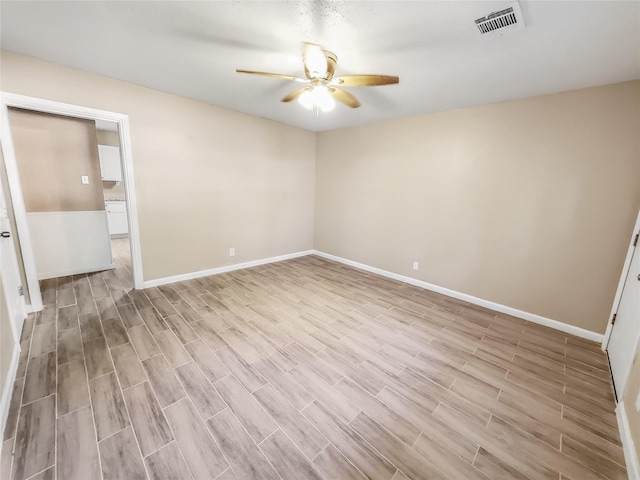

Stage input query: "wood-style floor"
[{"left": 1, "top": 244, "right": 626, "bottom": 480}]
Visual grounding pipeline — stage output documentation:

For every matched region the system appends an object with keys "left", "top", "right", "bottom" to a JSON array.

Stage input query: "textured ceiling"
[{"left": 1, "top": 1, "right": 639, "bottom": 132}]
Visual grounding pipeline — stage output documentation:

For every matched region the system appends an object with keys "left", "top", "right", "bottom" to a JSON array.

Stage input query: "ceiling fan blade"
[
  {"left": 236, "top": 69, "right": 306, "bottom": 82},
  {"left": 331, "top": 74, "right": 399, "bottom": 87},
  {"left": 329, "top": 87, "right": 361, "bottom": 108},
  {"left": 325, "top": 51, "right": 337, "bottom": 81},
  {"left": 281, "top": 87, "right": 311, "bottom": 103}
]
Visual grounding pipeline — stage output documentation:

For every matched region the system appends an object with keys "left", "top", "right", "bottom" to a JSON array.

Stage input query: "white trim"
[
  {"left": 142, "top": 248, "right": 603, "bottom": 341},
  {"left": 116, "top": 115, "right": 144, "bottom": 290},
  {"left": 617, "top": 330, "right": 640, "bottom": 403},
  {"left": 0, "top": 254, "right": 20, "bottom": 347},
  {"left": 0, "top": 342, "right": 20, "bottom": 441},
  {"left": 0, "top": 92, "right": 145, "bottom": 309},
  {"left": 616, "top": 401, "right": 640, "bottom": 480},
  {"left": 603, "top": 207, "right": 640, "bottom": 351},
  {"left": 142, "top": 250, "right": 315, "bottom": 288},
  {"left": 312, "top": 250, "right": 604, "bottom": 342},
  {"left": 0, "top": 101, "right": 42, "bottom": 310}
]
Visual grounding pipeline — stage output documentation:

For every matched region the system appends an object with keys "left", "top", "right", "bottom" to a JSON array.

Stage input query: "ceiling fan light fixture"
[
  {"left": 297, "top": 86, "right": 335, "bottom": 112},
  {"left": 238, "top": 42, "right": 397, "bottom": 112},
  {"left": 314, "top": 86, "right": 335, "bottom": 112},
  {"left": 298, "top": 89, "right": 314, "bottom": 110}
]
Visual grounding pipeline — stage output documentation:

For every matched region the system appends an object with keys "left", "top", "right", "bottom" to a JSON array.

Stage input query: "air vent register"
[{"left": 475, "top": 2, "right": 525, "bottom": 35}]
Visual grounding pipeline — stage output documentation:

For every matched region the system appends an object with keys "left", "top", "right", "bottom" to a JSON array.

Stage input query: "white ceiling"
[{"left": 1, "top": 1, "right": 639, "bottom": 132}]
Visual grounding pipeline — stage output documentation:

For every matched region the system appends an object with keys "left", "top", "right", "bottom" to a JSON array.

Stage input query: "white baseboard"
[
  {"left": 140, "top": 247, "right": 603, "bottom": 343},
  {"left": 0, "top": 343, "right": 21, "bottom": 443},
  {"left": 617, "top": 401, "right": 640, "bottom": 480},
  {"left": 312, "top": 250, "right": 604, "bottom": 343},
  {"left": 142, "top": 250, "right": 315, "bottom": 289}
]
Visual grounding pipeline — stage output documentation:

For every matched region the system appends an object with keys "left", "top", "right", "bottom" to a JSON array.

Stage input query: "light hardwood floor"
[{"left": 1, "top": 252, "right": 626, "bottom": 480}]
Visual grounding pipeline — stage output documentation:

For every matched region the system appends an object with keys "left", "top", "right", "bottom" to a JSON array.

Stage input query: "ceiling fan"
[{"left": 236, "top": 43, "right": 399, "bottom": 111}]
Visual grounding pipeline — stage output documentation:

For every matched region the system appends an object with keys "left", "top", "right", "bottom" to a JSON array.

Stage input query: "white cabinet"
[
  {"left": 98, "top": 145, "right": 123, "bottom": 181},
  {"left": 105, "top": 201, "right": 128, "bottom": 237}
]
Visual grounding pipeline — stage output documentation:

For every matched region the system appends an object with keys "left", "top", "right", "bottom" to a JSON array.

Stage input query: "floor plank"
[
  {"left": 253, "top": 383, "right": 328, "bottom": 459},
  {"left": 349, "top": 411, "right": 447, "bottom": 480},
  {"left": 56, "top": 406, "right": 101, "bottom": 480},
  {"left": 183, "top": 339, "right": 229, "bottom": 382},
  {"left": 3, "top": 377, "right": 24, "bottom": 441},
  {"left": 302, "top": 401, "right": 396, "bottom": 480},
  {"left": 22, "top": 352, "right": 56, "bottom": 405},
  {"left": 154, "top": 330, "right": 191, "bottom": 367},
  {"left": 57, "top": 327, "right": 83, "bottom": 365},
  {"left": 215, "top": 346, "right": 266, "bottom": 392},
  {"left": 174, "top": 361, "right": 226, "bottom": 420},
  {"left": 111, "top": 342, "right": 147, "bottom": 389},
  {"left": 12, "top": 395, "right": 55, "bottom": 480},
  {"left": 312, "top": 443, "right": 367, "bottom": 480},
  {"left": 141, "top": 354, "right": 186, "bottom": 407},
  {"left": 163, "top": 398, "right": 229, "bottom": 479},
  {"left": 29, "top": 323, "right": 56, "bottom": 357},
  {"left": 206, "top": 408, "right": 280, "bottom": 480},
  {"left": 82, "top": 336, "right": 114, "bottom": 380},
  {"left": 98, "top": 427, "right": 147, "bottom": 480},
  {"left": 56, "top": 359, "right": 90, "bottom": 417},
  {"left": 89, "top": 372, "right": 130, "bottom": 441},
  {"left": 127, "top": 324, "right": 161, "bottom": 360},
  {"left": 122, "top": 381, "right": 173, "bottom": 456},
  {"left": 144, "top": 441, "right": 193, "bottom": 480},
  {"left": 214, "top": 374, "right": 278, "bottom": 443},
  {"left": 259, "top": 429, "right": 324, "bottom": 480}
]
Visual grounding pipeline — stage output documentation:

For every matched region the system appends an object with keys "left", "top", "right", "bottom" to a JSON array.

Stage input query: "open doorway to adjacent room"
[
  {"left": 96, "top": 119, "right": 133, "bottom": 291},
  {"left": 0, "top": 93, "right": 143, "bottom": 312}
]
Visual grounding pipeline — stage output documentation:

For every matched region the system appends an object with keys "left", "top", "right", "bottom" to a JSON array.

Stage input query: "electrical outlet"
[
  {"left": 229, "top": 248, "right": 235, "bottom": 257},
  {"left": 81, "top": 176, "right": 89, "bottom": 185},
  {"left": 412, "top": 262, "right": 419, "bottom": 270}
]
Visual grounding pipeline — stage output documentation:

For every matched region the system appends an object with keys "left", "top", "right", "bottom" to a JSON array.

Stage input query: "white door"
[
  {"left": 0, "top": 176, "right": 26, "bottom": 342},
  {"left": 607, "top": 233, "right": 640, "bottom": 398}
]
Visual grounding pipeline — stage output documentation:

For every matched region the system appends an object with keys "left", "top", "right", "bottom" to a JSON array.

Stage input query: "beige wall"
[
  {"left": 96, "top": 129, "right": 120, "bottom": 147},
  {"left": 316, "top": 81, "right": 640, "bottom": 334},
  {"left": 623, "top": 341, "right": 640, "bottom": 462},
  {"left": 1, "top": 51, "right": 316, "bottom": 281},
  {"left": 2, "top": 50, "right": 637, "bottom": 335},
  {"left": 9, "top": 108, "right": 105, "bottom": 212}
]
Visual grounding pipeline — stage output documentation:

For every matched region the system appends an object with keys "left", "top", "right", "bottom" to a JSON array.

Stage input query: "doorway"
[
  {"left": 604, "top": 209, "right": 640, "bottom": 399},
  {"left": 96, "top": 119, "right": 134, "bottom": 291},
  {"left": 0, "top": 92, "right": 143, "bottom": 312}
]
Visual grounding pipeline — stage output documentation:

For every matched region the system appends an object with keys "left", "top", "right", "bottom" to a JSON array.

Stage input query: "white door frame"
[
  {"left": 0, "top": 92, "right": 144, "bottom": 311},
  {"left": 0, "top": 171, "right": 25, "bottom": 441},
  {"left": 602, "top": 206, "right": 640, "bottom": 351},
  {"left": 0, "top": 176, "right": 25, "bottom": 343}
]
